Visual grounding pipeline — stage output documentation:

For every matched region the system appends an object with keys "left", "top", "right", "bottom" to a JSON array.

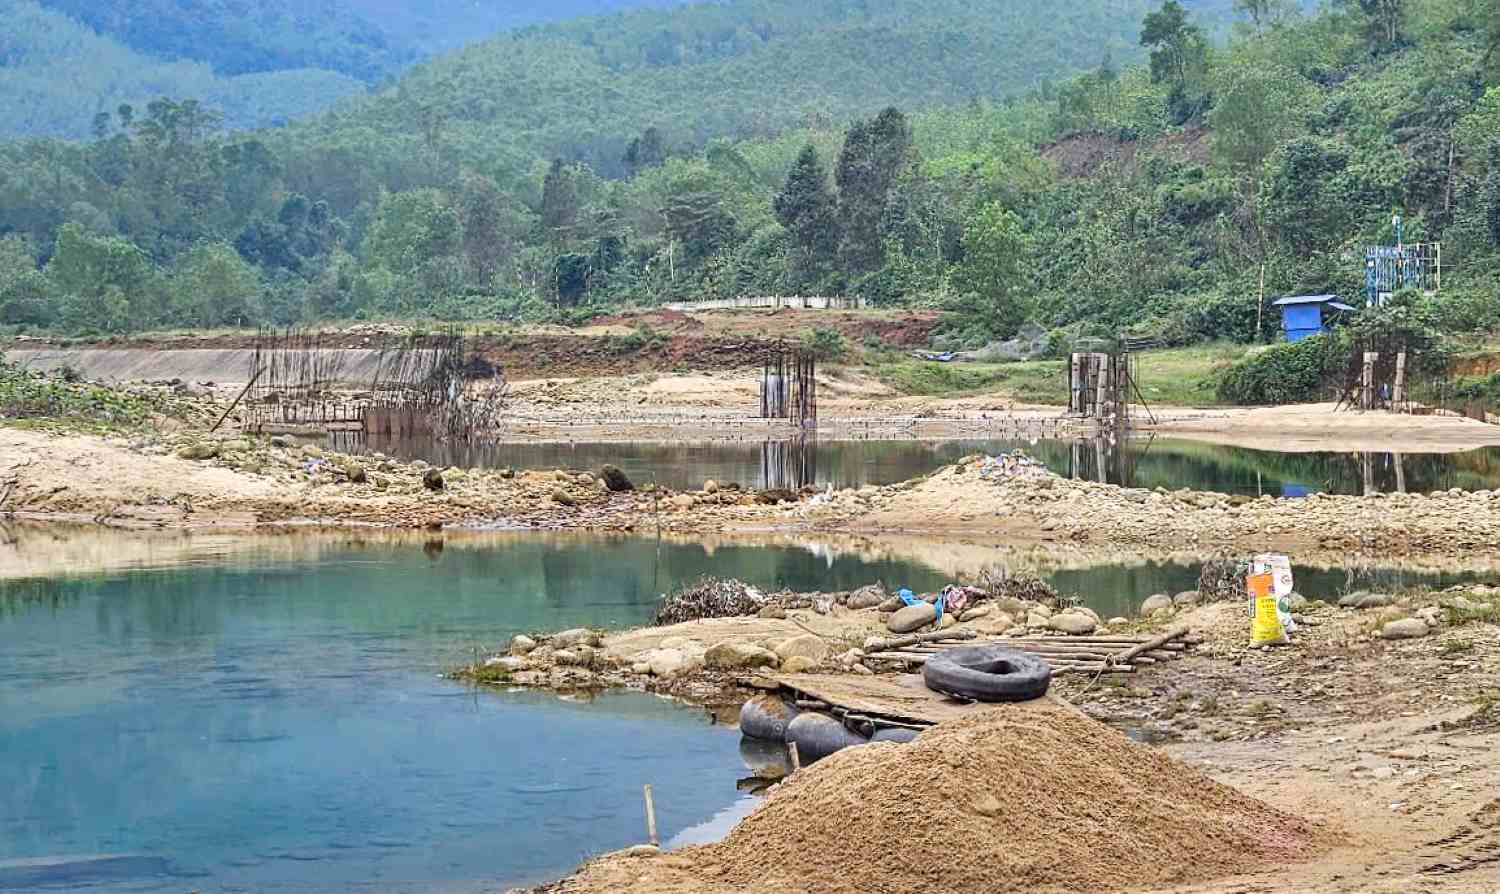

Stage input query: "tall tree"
[
  {"left": 773, "top": 144, "right": 839, "bottom": 286},
  {"left": 1140, "top": 1, "right": 1209, "bottom": 123},
  {"left": 540, "top": 159, "right": 583, "bottom": 243},
  {"left": 1232, "top": 0, "right": 1294, "bottom": 31},
  {"left": 1339, "top": 0, "right": 1408, "bottom": 54},
  {"left": 1485, "top": 142, "right": 1500, "bottom": 248},
  {"left": 623, "top": 126, "right": 669, "bottom": 175},
  {"left": 835, "top": 107, "right": 913, "bottom": 276}
]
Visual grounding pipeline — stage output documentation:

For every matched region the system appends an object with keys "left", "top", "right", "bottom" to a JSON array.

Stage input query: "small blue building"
[{"left": 1273, "top": 294, "right": 1354, "bottom": 342}]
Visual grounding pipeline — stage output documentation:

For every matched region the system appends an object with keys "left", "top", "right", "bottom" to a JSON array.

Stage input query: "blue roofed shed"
[{"left": 1273, "top": 295, "right": 1355, "bottom": 342}]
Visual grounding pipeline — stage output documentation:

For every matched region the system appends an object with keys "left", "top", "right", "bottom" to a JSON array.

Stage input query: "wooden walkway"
[{"left": 760, "top": 672, "right": 1074, "bottom": 729}]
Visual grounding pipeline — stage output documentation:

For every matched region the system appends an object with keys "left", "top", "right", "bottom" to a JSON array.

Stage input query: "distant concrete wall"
[
  {"left": 662, "top": 295, "right": 867, "bottom": 312},
  {"left": 3, "top": 348, "right": 411, "bottom": 386}
]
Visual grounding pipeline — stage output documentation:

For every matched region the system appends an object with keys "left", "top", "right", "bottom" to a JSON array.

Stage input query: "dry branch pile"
[{"left": 652, "top": 577, "right": 766, "bottom": 626}]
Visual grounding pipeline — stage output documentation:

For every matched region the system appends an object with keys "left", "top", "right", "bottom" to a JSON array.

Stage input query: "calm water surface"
[
  {"left": 334, "top": 434, "right": 1500, "bottom": 497},
  {"left": 0, "top": 535, "right": 949, "bottom": 892}
]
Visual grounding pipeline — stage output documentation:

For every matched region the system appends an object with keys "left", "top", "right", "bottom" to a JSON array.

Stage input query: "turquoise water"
[
  {"left": 334, "top": 434, "right": 1500, "bottom": 496},
  {"left": 0, "top": 536, "right": 950, "bottom": 892}
]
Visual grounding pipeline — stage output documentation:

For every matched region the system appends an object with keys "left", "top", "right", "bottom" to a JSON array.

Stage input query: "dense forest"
[
  {"left": 1, "top": 0, "right": 681, "bottom": 139},
  {"left": 1, "top": 0, "right": 1497, "bottom": 349}
]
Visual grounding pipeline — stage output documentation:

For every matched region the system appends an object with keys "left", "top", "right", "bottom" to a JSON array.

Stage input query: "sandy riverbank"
[{"left": 6, "top": 426, "right": 1500, "bottom": 558}]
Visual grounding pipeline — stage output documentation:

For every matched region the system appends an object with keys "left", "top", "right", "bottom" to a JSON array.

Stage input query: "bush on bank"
[{"left": 1215, "top": 336, "right": 1341, "bottom": 405}]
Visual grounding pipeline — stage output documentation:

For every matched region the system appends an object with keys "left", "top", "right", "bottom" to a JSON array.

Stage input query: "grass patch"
[
  {"left": 0, "top": 359, "right": 186, "bottom": 433},
  {"left": 868, "top": 343, "right": 1247, "bottom": 406}
]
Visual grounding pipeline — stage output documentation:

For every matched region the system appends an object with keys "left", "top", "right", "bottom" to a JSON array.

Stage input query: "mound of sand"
[{"left": 551, "top": 700, "right": 1333, "bottom": 894}]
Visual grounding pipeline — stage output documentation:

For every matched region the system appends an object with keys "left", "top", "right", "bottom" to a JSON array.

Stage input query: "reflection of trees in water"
[{"left": 0, "top": 576, "right": 82, "bottom": 618}]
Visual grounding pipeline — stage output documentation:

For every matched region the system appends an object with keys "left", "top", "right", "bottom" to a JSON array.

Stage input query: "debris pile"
[
  {"left": 1198, "top": 558, "right": 1249, "bottom": 603},
  {"left": 652, "top": 576, "right": 767, "bottom": 626},
  {"left": 683, "top": 701, "right": 1331, "bottom": 894},
  {"left": 973, "top": 565, "right": 1066, "bottom": 606},
  {"left": 975, "top": 450, "right": 1052, "bottom": 482}
]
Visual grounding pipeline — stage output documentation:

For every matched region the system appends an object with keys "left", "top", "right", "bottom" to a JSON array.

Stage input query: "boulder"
[
  {"left": 1025, "top": 610, "right": 1052, "bottom": 629},
  {"left": 846, "top": 585, "right": 888, "bottom": 610},
  {"left": 1108, "top": 617, "right": 1129, "bottom": 626},
  {"left": 887, "top": 603, "right": 938, "bottom": 634},
  {"left": 176, "top": 443, "right": 220, "bottom": 460},
  {"left": 705, "top": 642, "right": 780, "bottom": 670},
  {"left": 1380, "top": 618, "right": 1430, "bottom": 640},
  {"left": 757, "top": 605, "right": 788, "bottom": 620},
  {"left": 645, "top": 648, "right": 701, "bottom": 678},
  {"left": 551, "top": 488, "right": 578, "bottom": 507},
  {"left": 781, "top": 656, "right": 819, "bottom": 674},
  {"left": 338, "top": 460, "right": 367, "bottom": 483},
  {"left": 784, "top": 713, "right": 869, "bottom": 762},
  {"left": 757, "top": 488, "right": 798, "bottom": 505},
  {"left": 876, "top": 596, "right": 906, "bottom": 613},
  {"left": 576, "top": 472, "right": 596, "bottom": 487},
  {"left": 670, "top": 494, "right": 696, "bottom": 511},
  {"left": 1339, "top": 591, "right": 1394, "bottom": 609},
  {"left": 1049, "top": 611, "right": 1098, "bottom": 636},
  {"left": 599, "top": 465, "right": 635, "bottom": 492},
  {"left": 1172, "top": 590, "right": 1201, "bottom": 607},
  {"left": 483, "top": 656, "right": 528, "bottom": 672},
  {"left": 422, "top": 469, "right": 445, "bottom": 491},
  {"left": 220, "top": 439, "right": 252, "bottom": 453},
  {"left": 509, "top": 634, "right": 538, "bottom": 656},
  {"left": 773, "top": 634, "right": 830, "bottom": 664},
  {"left": 1140, "top": 594, "right": 1174, "bottom": 616},
  {"left": 939, "top": 614, "right": 958, "bottom": 629},
  {"left": 958, "top": 606, "right": 991, "bottom": 623},
  {"left": 703, "top": 479, "right": 719, "bottom": 494},
  {"left": 550, "top": 628, "right": 601, "bottom": 650},
  {"left": 995, "top": 597, "right": 1030, "bottom": 617}
]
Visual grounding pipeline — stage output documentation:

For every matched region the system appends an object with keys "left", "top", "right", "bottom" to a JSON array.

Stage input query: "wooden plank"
[{"left": 762, "top": 673, "right": 1068, "bottom": 726}]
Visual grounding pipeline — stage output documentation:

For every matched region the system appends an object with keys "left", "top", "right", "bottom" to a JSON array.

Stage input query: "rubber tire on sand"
[
  {"left": 922, "top": 645, "right": 1052, "bottom": 703},
  {"left": 784, "top": 712, "right": 869, "bottom": 762},
  {"left": 740, "top": 695, "right": 800, "bottom": 742}
]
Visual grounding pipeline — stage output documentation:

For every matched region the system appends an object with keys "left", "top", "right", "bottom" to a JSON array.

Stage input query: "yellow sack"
[{"left": 1248, "top": 572, "right": 1288, "bottom": 645}]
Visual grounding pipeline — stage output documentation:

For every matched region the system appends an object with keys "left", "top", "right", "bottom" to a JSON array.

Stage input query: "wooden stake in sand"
[
  {"left": 787, "top": 742, "right": 802, "bottom": 772},
  {"left": 643, "top": 784, "right": 658, "bottom": 846}
]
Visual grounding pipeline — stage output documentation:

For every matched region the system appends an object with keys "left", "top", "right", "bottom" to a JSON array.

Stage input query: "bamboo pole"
[
  {"left": 863, "top": 629, "right": 978, "bottom": 653},
  {"left": 643, "top": 785, "right": 658, "bottom": 846},
  {"left": 1109, "top": 626, "right": 1190, "bottom": 667}
]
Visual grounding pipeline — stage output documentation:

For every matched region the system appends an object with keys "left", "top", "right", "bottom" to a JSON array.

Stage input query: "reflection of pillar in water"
[
  {"left": 761, "top": 437, "right": 817, "bottom": 490},
  {"left": 1094, "top": 437, "right": 1107, "bottom": 484},
  {"left": 1361, "top": 452, "right": 1375, "bottom": 496},
  {"left": 1393, "top": 452, "right": 1406, "bottom": 493},
  {"left": 1071, "top": 440, "right": 1084, "bottom": 480}
]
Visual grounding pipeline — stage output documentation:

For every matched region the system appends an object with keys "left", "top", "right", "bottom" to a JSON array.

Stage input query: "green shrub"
[
  {"left": 1216, "top": 336, "right": 1340, "bottom": 405},
  {"left": 801, "top": 327, "right": 849, "bottom": 362}
]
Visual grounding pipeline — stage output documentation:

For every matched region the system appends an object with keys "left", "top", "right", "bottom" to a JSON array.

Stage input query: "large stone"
[
  {"left": 176, "top": 443, "right": 220, "bottom": 460},
  {"left": 1172, "top": 590, "right": 1201, "bottom": 607},
  {"left": 846, "top": 585, "right": 888, "bottom": 610},
  {"left": 781, "top": 656, "right": 818, "bottom": 674},
  {"left": 773, "top": 634, "right": 830, "bottom": 664},
  {"left": 758, "top": 605, "right": 788, "bottom": 620},
  {"left": 1025, "top": 610, "right": 1052, "bottom": 629},
  {"left": 958, "top": 606, "right": 991, "bottom": 623},
  {"left": 599, "top": 465, "right": 635, "bottom": 492},
  {"left": 1049, "top": 611, "right": 1098, "bottom": 635},
  {"left": 704, "top": 642, "right": 780, "bottom": 670},
  {"left": 703, "top": 479, "right": 719, "bottom": 494},
  {"left": 887, "top": 603, "right": 938, "bottom": 634},
  {"left": 1339, "top": 591, "right": 1394, "bottom": 610},
  {"left": 670, "top": 494, "right": 696, "bottom": 511},
  {"left": 1140, "top": 594, "right": 1174, "bottom": 616},
  {"left": 551, "top": 628, "right": 601, "bottom": 650},
  {"left": 422, "top": 469, "right": 445, "bottom": 491},
  {"left": 995, "top": 597, "right": 1030, "bottom": 617},
  {"left": 551, "top": 488, "right": 578, "bottom": 507},
  {"left": 483, "top": 656, "right": 528, "bottom": 672},
  {"left": 509, "top": 634, "right": 538, "bottom": 656},
  {"left": 1380, "top": 618, "right": 1431, "bottom": 640},
  {"left": 645, "top": 648, "right": 702, "bottom": 678},
  {"left": 876, "top": 596, "right": 905, "bottom": 613}
]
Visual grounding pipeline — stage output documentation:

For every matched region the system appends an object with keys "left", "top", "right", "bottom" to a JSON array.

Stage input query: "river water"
[
  {"left": 0, "top": 535, "right": 949, "bottom": 892},
  {"left": 333, "top": 434, "right": 1500, "bottom": 497}
]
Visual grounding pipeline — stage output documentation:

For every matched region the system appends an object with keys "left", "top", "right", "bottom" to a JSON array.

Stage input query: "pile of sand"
[{"left": 551, "top": 700, "right": 1333, "bottom": 894}]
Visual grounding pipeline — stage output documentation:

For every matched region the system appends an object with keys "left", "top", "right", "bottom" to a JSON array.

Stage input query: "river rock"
[
  {"left": 338, "top": 460, "right": 368, "bottom": 483},
  {"left": 781, "top": 656, "right": 818, "bottom": 674},
  {"left": 1049, "top": 611, "right": 1097, "bottom": 635},
  {"left": 847, "top": 585, "right": 887, "bottom": 610},
  {"left": 1108, "top": 616, "right": 1129, "bottom": 626},
  {"left": 773, "top": 634, "right": 830, "bottom": 664},
  {"left": 551, "top": 628, "right": 601, "bottom": 649},
  {"left": 422, "top": 469, "right": 445, "bottom": 491},
  {"left": 1025, "top": 610, "right": 1052, "bottom": 629},
  {"left": 1173, "top": 590, "right": 1201, "bottom": 607},
  {"left": 939, "top": 614, "right": 958, "bottom": 629},
  {"left": 705, "top": 642, "right": 780, "bottom": 670},
  {"left": 995, "top": 597, "right": 1030, "bottom": 617},
  {"left": 551, "top": 488, "right": 577, "bottom": 506},
  {"left": 576, "top": 472, "right": 595, "bottom": 487},
  {"left": 483, "top": 656, "right": 527, "bottom": 672},
  {"left": 1140, "top": 594, "right": 1173, "bottom": 616},
  {"left": 645, "top": 648, "right": 700, "bottom": 678},
  {"left": 704, "top": 479, "right": 719, "bottom": 494},
  {"left": 670, "top": 494, "right": 696, "bottom": 511},
  {"left": 176, "top": 443, "right": 220, "bottom": 460},
  {"left": 958, "top": 606, "right": 991, "bottom": 622},
  {"left": 509, "top": 634, "right": 538, "bottom": 656},
  {"left": 887, "top": 603, "right": 938, "bottom": 634},
  {"left": 876, "top": 595, "right": 905, "bottom": 613},
  {"left": 599, "top": 465, "right": 635, "bottom": 492},
  {"left": 758, "top": 605, "right": 788, "bottom": 620},
  {"left": 1416, "top": 606, "right": 1444, "bottom": 628},
  {"left": 784, "top": 713, "right": 869, "bottom": 762},
  {"left": 1380, "top": 618, "right": 1431, "bottom": 640},
  {"left": 1339, "top": 591, "right": 1393, "bottom": 609}
]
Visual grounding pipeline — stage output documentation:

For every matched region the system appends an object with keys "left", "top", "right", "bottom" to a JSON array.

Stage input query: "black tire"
[
  {"left": 922, "top": 646, "right": 1052, "bottom": 703},
  {"left": 784, "top": 712, "right": 869, "bottom": 762},
  {"left": 740, "top": 695, "right": 799, "bottom": 742}
]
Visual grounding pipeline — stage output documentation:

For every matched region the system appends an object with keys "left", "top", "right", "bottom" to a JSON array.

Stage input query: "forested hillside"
[
  {"left": 2, "top": 0, "right": 680, "bottom": 139},
  {"left": 2, "top": 1, "right": 1497, "bottom": 347}
]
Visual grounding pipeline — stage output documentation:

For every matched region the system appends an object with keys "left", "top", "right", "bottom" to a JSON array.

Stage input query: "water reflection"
[{"left": 328, "top": 432, "right": 1500, "bottom": 497}]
